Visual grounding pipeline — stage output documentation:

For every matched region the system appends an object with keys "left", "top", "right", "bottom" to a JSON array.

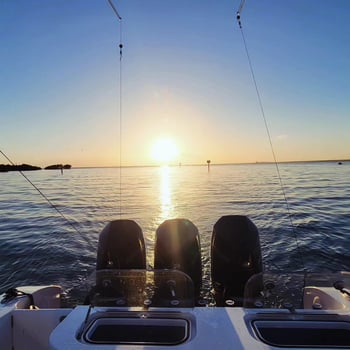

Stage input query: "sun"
[{"left": 151, "top": 138, "right": 179, "bottom": 163}]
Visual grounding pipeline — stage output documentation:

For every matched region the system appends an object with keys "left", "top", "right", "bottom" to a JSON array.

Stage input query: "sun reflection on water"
[{"left": 159, "top": 166, "right": 173, "bottom": 221}]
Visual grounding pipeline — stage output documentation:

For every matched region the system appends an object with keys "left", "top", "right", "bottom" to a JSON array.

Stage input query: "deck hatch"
[
  {"left": 253, "top": 320, "right": 350, "bottom": 347},
  {"left": 83, "top": 317, "right": 189, "bottom": 345}
]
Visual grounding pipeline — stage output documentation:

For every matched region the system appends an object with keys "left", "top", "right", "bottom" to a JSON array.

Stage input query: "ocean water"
[{"left": 0, "top": 162, "right": 349, "bottom": 301}]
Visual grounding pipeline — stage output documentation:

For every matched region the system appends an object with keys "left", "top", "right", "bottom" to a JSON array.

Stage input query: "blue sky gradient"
[{"left": 1, "top": 0, "right": 349, "bottom": 167}]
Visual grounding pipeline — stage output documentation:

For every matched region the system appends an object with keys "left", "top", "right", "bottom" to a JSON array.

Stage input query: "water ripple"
[{"left": 0, "top": 163, "right": 349, "bottom": 298}]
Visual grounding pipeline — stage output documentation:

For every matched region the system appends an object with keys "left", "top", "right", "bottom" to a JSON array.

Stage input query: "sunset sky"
[{"left": 1, "top": 0, "right": 349, "bottom": 167}]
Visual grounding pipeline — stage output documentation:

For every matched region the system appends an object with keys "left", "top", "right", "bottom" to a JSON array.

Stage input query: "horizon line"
[
  {"left": 1, "top": 158, "right": 348, "bottom": 170},
  {"left": 73, "top": 158, "right": 349, "bottom": 169}
]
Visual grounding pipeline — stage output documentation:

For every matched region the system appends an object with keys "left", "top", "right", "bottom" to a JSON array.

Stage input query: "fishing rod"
[
  {"left": 0, "top": 0, "right": 125, "bottom": 300},
  {"left": 107, "top": 0, "right": 123, "bottom": 219},
  {"left": 235, "top": 0, "right": 306, "bottom": 272}
]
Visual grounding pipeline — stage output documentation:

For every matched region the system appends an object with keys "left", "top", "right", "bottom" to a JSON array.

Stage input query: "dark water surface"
[{"left": 0, "top": 162, "right": 349, "bottom": 300}]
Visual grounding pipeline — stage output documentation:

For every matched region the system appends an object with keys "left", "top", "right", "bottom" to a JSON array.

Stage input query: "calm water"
[{"left": 0, "top": 163, "right": 349, "bottom": 300}]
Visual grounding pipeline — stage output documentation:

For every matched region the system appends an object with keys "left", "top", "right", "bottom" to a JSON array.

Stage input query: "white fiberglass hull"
[{"left": 1, "top": 282, "right": 350, "bottom": 350}]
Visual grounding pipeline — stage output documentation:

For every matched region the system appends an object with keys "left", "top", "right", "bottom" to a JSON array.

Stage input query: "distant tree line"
[{"left": 0, "top": 163, "right": 72, "bottom": 172}]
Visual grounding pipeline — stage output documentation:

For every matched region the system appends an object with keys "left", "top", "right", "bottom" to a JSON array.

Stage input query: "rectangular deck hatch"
[
  {"left": 253, "top": 320, "right": 350, "bottom": 347},
  {"left": 84, "top": 317, "right": 189, "bottom": 345}
]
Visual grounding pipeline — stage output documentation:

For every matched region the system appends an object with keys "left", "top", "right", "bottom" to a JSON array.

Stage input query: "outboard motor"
[
  {"left": 154, "top": 218, "right": 202, "bottom": 300},
  {"left": 211, "top": 215, "right": 262, "bottom": 306},
  {"left": 96, "top": 219, "right": 146, "bottom": 270}
]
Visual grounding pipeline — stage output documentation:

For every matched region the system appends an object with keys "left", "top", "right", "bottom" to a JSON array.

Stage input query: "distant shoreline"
[
  {"left": 1, "top": 159, "right": 347, "bottom": 172},
  {"left": 0, "top": 163, "right": 71, "bottom": 172},
  {"left": 74, "top": 159, "right": 348, "bottom": 169}
]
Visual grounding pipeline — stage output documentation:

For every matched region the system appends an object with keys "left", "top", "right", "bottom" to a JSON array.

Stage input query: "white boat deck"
[
  {"left": 2, "top": 294, "right": 350, "bottom": 350},
  {"left": 2, "top": 274, "right": 350, "bottom": 350}
]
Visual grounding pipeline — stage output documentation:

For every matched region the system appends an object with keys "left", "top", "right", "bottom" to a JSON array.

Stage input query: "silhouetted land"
[
  {"left": 0, "top": 163, "right": 72, "bottom": 172},
  {"left": 45, "top": 164, "right": 72, "bottom": 170},
  {"left": 0, "top": 164, "right": 41, "bottom": 172}
]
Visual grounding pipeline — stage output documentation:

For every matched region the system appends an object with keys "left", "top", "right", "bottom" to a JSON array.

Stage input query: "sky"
[{"left": 1, "top": 0, "right": 349, "bottom": 167}]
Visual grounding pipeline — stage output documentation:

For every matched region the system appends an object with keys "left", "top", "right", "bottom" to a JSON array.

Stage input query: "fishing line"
[
  {"left": 0, "top": 150, "right": 95, "bottom": 249},
  {"left": 235, "top": 3, "right": 306, "bottom": 272},
  {"left": 107, "top": 0, "right": 123, "bottom": 219}
]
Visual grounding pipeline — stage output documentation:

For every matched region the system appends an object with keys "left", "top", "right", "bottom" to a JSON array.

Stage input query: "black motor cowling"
[
  {"left": 96, "top": 219, "right": 146, "bottom": 270},
  {"left": 154, "top": 218, "right": 202, "bottom": 299},
  {"left": 211, "top": 215, "right": 262, "bottom": 306}
]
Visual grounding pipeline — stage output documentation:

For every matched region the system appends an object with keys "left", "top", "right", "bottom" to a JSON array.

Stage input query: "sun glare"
[{"left": 151, "top": 138, "right": 179, "bottom": 163}]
